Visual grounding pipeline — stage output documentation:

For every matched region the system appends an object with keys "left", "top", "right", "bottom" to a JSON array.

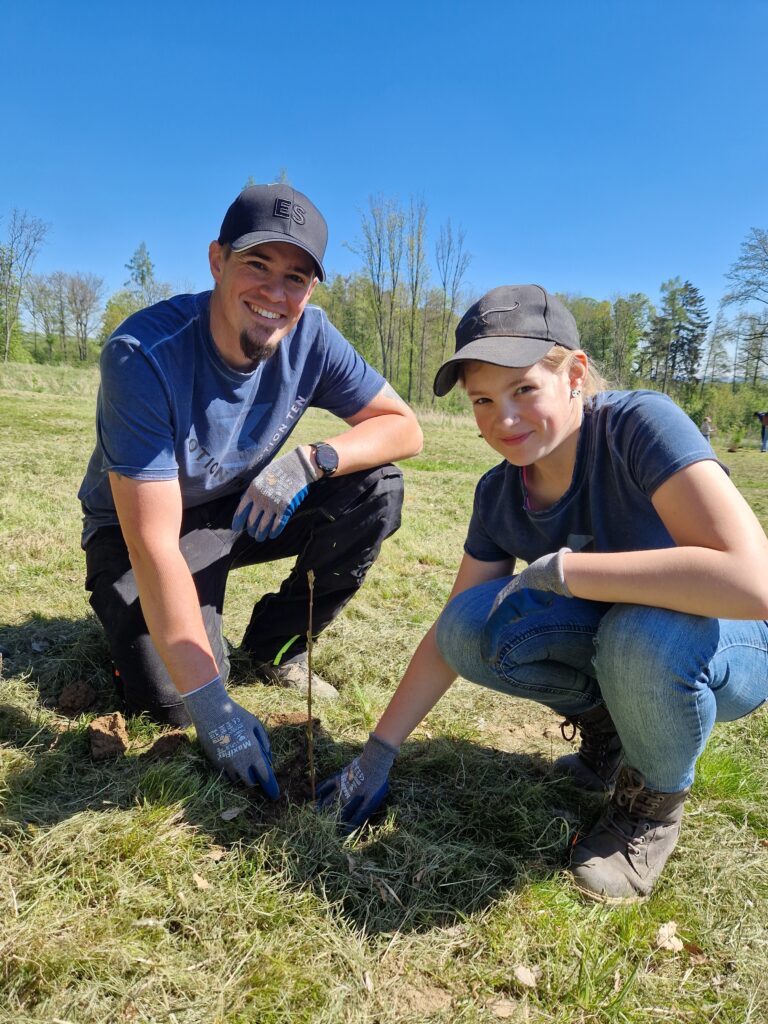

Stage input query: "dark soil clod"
[{"left": 57, "top": 681, "right": 97, "bottom": 715}]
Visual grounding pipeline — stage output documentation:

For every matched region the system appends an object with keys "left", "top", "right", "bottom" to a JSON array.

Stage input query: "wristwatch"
[{"left": 310, "top": 442, "right": 339, "bottom": 477}]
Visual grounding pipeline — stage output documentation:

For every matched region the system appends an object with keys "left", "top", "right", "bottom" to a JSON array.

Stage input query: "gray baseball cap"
[
  {"left": 218, "top": 183, "right": 328, "bottom": 281},
  {"left": 433, "top": 284, "right": 580, "bottom": 396}
]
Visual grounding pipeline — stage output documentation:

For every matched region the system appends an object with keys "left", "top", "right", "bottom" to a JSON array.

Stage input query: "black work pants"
[{"left": 85, "top": 465, "right": 404, "bottom": 726}]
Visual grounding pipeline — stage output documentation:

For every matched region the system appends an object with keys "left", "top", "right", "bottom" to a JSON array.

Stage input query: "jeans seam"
[{"left": 494, "top": 622, "right": 599, "bottom": 667}]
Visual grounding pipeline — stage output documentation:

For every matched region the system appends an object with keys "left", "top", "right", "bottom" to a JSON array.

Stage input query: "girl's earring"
[{"left": 570, "top": 388, "right": 582, "bottom": 398}]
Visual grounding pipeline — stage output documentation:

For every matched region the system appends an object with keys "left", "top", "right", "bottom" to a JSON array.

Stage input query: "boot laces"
[
  {"left": 604, "top": 768, "right": 672, "bottom": 850},
  {"left": 560, "top": 712, "right": 619, "bottom": 771}
]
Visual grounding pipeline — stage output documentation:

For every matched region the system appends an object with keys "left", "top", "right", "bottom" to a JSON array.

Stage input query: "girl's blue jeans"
[{"left": 435, "top": 580, "right": 768, "bottom": 792}]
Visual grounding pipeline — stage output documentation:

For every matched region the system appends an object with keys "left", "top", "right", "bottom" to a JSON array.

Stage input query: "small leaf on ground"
[
  {"left": 220, "top": 806, "right": 246, "bottom": 821},
  {"left": 656, "top": 921, "right": 684, "bottom": 951},
  {"left": 487, "top": 997, "right": 518, "bottom": 1018},
  {"left": 513, "top": 964, "right": 538, "bottom": 989}
]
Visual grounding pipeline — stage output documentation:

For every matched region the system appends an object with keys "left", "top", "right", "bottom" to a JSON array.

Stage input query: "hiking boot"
[
  {"left": 569, "top": 765, "right": 690, "bottom": 905},
  {"left": 252, "top": 652, "right": 339, "bottom": 700},
  {"left": 553, "top": 704, "right": 623, "bottom": 792}
]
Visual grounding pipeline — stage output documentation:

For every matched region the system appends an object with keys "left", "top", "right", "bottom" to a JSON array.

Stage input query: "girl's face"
[{"left": 464, "top": 355, "right": 587, "bottom": 468}]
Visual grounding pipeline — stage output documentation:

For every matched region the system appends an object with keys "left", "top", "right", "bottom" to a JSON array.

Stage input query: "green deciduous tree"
[{"left": 100, "top": 289, "right": 146, "bottom": 342}]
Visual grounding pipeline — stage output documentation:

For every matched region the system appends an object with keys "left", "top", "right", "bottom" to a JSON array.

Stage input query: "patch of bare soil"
[
  {"left": 391, "top": 978, "right": 453, "bottom": 1017},
  {"left": 57, "top": 681, "right": 96, "bottom": 715},
  {"left": 140, "top": 730, "right": 190, "bottom": 759},
  {"left": 262, "top": 711, "right": 329, "bottom": 815},
  {"left": 483, "top": 701, "right": 569, "bottom": 760},
  {"left": 88, "top": 712, "right": 130, "bottom": 760}
]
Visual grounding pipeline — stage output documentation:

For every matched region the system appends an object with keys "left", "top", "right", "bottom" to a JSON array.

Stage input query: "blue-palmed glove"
[
  {"left": 316, "top": 732, "right": 399, "bottom": 832},
  {"left": 488, "top": 548, "right": 573, "bottom": 619},
  {"left": 181, "top": 675, "right": 279, "bottom": 800},
  {"left": 232, "top": 446, "right": 319, "bottom": 541}
]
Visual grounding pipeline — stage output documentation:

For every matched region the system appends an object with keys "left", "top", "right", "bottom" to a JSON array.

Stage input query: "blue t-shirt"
[
  {"left": 79, "top": 292, "right": 385, "bottom": 544},
  {"left": 465, "top": 390, "right": 721, "bottom": 563}
]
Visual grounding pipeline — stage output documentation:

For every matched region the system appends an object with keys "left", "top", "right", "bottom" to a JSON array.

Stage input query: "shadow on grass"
[
  {"left": 0, "top": 685, "right": 604, "bottom": 936},
  {"left": 0, "top": 613, "right": 116, "bottom": 713}
]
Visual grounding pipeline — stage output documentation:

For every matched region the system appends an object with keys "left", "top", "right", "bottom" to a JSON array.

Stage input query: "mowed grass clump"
[{"left": 1, "top": 363, "right": 767, "bottom": 1022}]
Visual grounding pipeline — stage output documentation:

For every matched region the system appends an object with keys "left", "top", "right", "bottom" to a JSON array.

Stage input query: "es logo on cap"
[{"left": 273, "top": 198, "right": 306, "bottom": 226}]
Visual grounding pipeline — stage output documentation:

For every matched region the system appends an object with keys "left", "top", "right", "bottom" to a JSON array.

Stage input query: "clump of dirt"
[
  {"left": 262, "top": 712, "right": 328, "bottom": 815},
  {"left": 57, "top": 681, "right": 96, "bottom": 715},
  {"left": 88, "top": 712, "right": 130, "bottom": 760},
  {"left": 141, "top": 730, "right": 189, "bottom": 759}
]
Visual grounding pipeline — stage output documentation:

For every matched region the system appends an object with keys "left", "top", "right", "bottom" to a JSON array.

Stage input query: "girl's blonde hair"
[{"left": 539, "top": 345, "right": 608, "bottom": 397}]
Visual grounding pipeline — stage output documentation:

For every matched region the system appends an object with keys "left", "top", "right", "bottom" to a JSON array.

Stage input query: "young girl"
[{"left": 317, "top": 285, "right": 768, "bottom": 905}]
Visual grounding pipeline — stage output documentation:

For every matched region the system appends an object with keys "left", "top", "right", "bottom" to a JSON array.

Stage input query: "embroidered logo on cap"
[
  {"left": 273, "top": 198, "right": 307, "bottom": 225},
  {"left": 461, "top": 302, "right": 521, "bottom": 335}
]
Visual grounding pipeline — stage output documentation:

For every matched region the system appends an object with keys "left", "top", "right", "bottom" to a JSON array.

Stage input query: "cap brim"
[
  {"left": 230, "top": 232, "right": 325, "bottom": 281},
  {"left": 433, "top": 336, "right": 556, "bottom": 396}
]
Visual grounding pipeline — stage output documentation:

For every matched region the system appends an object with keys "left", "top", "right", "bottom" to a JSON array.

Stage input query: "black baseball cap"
[
  {"left": 217, "top": 184, "right": 328, "bottom": 281},
  {"left": 433, "top": 284, "right": 580, "bottom": 396}
]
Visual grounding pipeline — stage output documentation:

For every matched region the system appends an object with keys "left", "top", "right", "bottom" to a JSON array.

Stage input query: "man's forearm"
[
  {"left": 127, "top": 543, "right": 219, "bottom": 694},
  {"left": 308, "top": 412, "right": 422, "bottom": 477}
]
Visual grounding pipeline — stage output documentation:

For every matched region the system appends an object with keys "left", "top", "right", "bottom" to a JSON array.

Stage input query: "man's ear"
[{"left": 209, "top": 241, "right": 224, "bottom": 283}]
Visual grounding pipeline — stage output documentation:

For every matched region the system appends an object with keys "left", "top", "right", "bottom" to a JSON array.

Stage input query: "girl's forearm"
[{"left": 563, "top": 547, "right": 768, "bottom": 620}]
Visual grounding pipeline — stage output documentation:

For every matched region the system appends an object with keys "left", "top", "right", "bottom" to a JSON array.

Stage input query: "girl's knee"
[
  {"left": 595, "top": 604, "right": 718, "bottom": 696},
  {"left": 435, "top": 584, "right": 497, "bottom": 677}
]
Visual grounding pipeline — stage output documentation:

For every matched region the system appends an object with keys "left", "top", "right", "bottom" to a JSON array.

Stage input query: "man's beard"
[{"left": 239, "top": 329, "right": 280, "bottom": 366}]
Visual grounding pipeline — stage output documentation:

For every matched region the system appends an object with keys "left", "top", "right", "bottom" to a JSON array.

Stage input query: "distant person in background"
[
  {"left": 319, "top": 284, "right": 768, "bottom": 905},
  {"left": 79, "top": 183, "right": 422, "bottom": 800},
  {"left": 700, "top": 416, "right": 715, "bottom": 447},
  {"left": 754, "top": 411, "right": 768, "bottom": 452}
]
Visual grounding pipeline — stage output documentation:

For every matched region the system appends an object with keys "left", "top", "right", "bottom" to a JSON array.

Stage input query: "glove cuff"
[
  {"left": 555, "top": 547, "right": 573, "bottom": 597},
  {"left": 358, "top": 731, "right": 399, "bottom": 775},
  {"left": 181, "top": 675, "right": 229, "bottom": 723},
  {"left": 369, "top": 731, "right": 400, "bottom": 757},
  {"left": 182, "top": 674, "right": 223, "bottom": 699},
  {"left": 295, "top": 445, "right": 320, "bottom": 483}
]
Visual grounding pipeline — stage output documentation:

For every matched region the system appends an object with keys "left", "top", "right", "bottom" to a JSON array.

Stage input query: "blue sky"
[{"left": 4, "top": 0, "right": 767, "bottom": 319}]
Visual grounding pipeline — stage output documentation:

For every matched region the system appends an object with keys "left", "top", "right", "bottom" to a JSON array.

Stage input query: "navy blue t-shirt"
[
  {"left": 465, "top": 390, "right": 721, "bottom": 564},
  {"left": 79, "top": 292, "right": 385, "bottom": 544}
]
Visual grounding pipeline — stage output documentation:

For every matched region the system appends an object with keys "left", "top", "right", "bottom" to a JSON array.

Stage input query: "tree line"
[{"left": 2, "top": 201, "right": 767, "bottom": 431}]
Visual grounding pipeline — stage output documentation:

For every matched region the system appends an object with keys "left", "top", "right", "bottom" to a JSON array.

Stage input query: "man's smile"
[{"left": 246, "top": 302, "right": 281, "bottom": 320}]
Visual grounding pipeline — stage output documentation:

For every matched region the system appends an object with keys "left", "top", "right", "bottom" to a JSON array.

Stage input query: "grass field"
[{"left": 1, "top": 362, "right": 767, "bottom": 1024}]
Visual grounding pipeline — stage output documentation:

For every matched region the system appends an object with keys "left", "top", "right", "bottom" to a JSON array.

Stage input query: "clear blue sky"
[{"left": 4, "top": 0, "right": 767, "bottom": 319}]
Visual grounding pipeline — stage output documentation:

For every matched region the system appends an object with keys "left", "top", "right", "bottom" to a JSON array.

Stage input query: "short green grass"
[{"left": 1, "top": 363, "right": 767, "bottom": 1023}]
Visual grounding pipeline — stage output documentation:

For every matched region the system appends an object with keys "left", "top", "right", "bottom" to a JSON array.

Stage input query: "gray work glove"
[
  {"left": 181, "top": 675, "right": 279, "bottom": 799},
  {"left": 489, "top": 547, "right": 573, "bottom": 618},
  {"left": 232, "top": 446, "right": 319, "bottom": 541},
  {"left": 315, "top": 732, "right": 399, "bottom": 832}
]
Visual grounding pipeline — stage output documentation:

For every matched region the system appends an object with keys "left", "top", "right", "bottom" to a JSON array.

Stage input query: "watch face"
[{"left": 314, "top": 443, "right": 339, "bottom": 476}]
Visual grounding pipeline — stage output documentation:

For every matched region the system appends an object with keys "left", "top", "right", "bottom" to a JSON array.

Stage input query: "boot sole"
[{"left": 569, "top": 873, "right": 651, "bottom": 906}]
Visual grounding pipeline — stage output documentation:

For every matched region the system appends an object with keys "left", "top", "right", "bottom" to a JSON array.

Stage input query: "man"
[{"left": 79, "top": 183, "right": 423, "bottom": 798}]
